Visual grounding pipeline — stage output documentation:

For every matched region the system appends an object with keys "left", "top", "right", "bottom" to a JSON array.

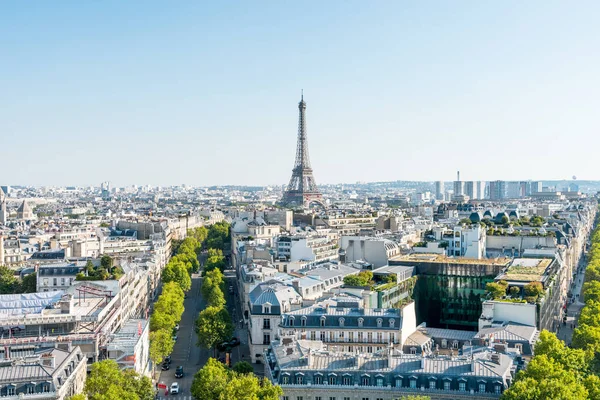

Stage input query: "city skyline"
[{"left": 2, "top": 1, "right": 600, "bottom": 187}]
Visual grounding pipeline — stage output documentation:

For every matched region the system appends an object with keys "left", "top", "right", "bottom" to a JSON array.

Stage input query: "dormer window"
[
  {"left": 339, "top": 317, "right": 345, "bottom": 327},
  {"left": 358, "top": 318, "right": 364, "bottom": 328},
  {"left": 376, "top": 318, "right": 383, "bottom": 328},
  {"left": 289, "top": 316, "right": 295, "bottom": 327},
  {"left": 389, "top": 319, "right": 395, "bottom": 328},
  {"left": 320, "top": 316, "right": 326, "bottom": 327},
  {"left": 263, "top": 304, "right": 271, "bottom": 314}
]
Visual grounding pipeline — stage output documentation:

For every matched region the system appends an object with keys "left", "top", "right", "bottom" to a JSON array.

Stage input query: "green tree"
[
  {"left": 149, "top": 329, "right": 174, "bottom": 365},
  {"left": 162, "top": 260, "right": 192, "bottom": 292},
  {"left": 67, "top": 394, "right": 87, "bottom": 400},
  {"left": 206, "top": 285, "right": 226, "bottom": 308},
  {"left": 343, "top": 271, "right": 373, "bottom": 287},
  {"left": 524, "top": 282, "right": 544, "bottom": 298},
  {"left": 579, "top": 301, "right": 600, "bottom": 328},
  {"left": 19, "top": 272, "right": 37, "bottom": 293},
  {"left": 0, "top": 265, "right": 18, "bottom": 294},
  {"left": 150, "top": 311, "right": 176, "bottom": 332},
  {"left": 572, "top": 324, "right": 600, "bottom": 354},
  {"left": 84, "top": 360, "right": 138, "bottom": 400},
  {"left": 123, "top": 369, "right": 154, "bottom": 400},
  {"left": 534, "top": 330, "right": 588, "bottom": 375},
  {"left": 509, "top": 286, "right": 521, "bottom": 298},
  {"left": 195, "top": 306, "right": 234, "bottom": 352},
  {"left": 191, "top": 357, "right": 230, "bottom": 400},
  {"left": 584, "top": 281, "right": 600, "bottom": 303},
  {"left": 486, "top": 282, "right": 507, "bottom": 299},
  {"left": 232, "top": 361, "right": 254, "bottom": 374},
  {"left": 205, "top": 248, "right": 226, "bottom": 274},
  {"left": 220, "top": 373, "right": 261, "bottom": 399},
  {"left": 100, "top": 254, "right": 113, "bottom": 270}
]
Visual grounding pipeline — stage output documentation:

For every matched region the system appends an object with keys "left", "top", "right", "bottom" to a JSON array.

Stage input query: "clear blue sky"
[{"left": 2, "top": 1, "right": 599, "bottom": 187}]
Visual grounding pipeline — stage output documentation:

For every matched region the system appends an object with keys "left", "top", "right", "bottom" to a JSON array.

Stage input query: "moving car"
[
  {"left": 175, "top": 365, "right": 184, "bottom": 378},
  {"left": 170, "top": 382, "right": 179, "bottom": 394}
]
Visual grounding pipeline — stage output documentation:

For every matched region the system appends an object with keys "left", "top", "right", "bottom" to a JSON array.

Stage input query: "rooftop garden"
[
  {"left": 486, "top": 280, "right": 545, "bottom": 304},
  {"left": 500, "top": 259, "right": 551, "bottom": 282},
  {"left": 75, "top": 256, "right": 124, "bottom": 281}
]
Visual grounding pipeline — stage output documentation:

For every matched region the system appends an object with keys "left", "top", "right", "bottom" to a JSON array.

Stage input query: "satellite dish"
[{"left": 572, "top": 175, "right": 577, "bottom": 180}]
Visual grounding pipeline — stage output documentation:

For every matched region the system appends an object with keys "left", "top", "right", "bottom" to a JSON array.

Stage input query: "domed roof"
[
  {"left": 495, "top": 212, "right": 509, "bottom": 224},
  {"left": 469, "top": 212, "right": 482, "bottom": 223},
  {"left": 509, "top": 210, "right": 518, "bottom": 218},
  {"left": 483, "top": 210, "right": 493, "bottom": 218}
]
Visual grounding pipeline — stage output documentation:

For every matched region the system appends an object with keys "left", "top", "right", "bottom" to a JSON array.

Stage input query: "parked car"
[
  {"left": 161, "top": 363, "right": 170, "bottom": 371},
  {"left": 164, "top": 355, "right": 172, "bottom": 364},
  {"left": 174, "top": 324, "right": 180, "bottom": 331},
  {"left": 170, "top": 382, "right": 179, "bottom": 394},
  {"left": 229, "top": 337, "right": 241, "bottom": 347},
  {"left": 228, "top": 285, "right": 234, "bottom": 294},
  {"left": 175, "top": 366, "right": 184, "bottom": 378},
  {"left": 172, "top": 335, "right": 178, "bottom": 342}
]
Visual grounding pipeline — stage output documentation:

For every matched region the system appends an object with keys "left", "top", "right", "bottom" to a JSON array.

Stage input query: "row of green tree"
[
  {"left": 191, "top": 357, "right": 282, "bottom": 400},
  {"left": 149, "top": 281, "right": 185, "bottom": 366},
  {"left": 195, "top": 268, "right": 234, "bottom": 355},
  {"left": 501, "top": 209, "right": 600, "bottom": 399},
  {"left": 68, "top": 360, "right": 154, "bottom": 400},
  {"left": 0, "top": 265, "right": 36, "bottom": 294}
]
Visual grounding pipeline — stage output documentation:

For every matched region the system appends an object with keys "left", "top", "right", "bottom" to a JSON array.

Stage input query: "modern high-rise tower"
[{"left": 282, "top": 94, "right": 323, "bottom": 206}]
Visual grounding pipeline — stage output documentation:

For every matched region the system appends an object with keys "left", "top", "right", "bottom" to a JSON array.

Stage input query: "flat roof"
[
  {"left": 497, "top": 258, "right": 552, "bottom": 282},
  {"left": 392, "top": 253, "right": 510, "bottom": 266}
]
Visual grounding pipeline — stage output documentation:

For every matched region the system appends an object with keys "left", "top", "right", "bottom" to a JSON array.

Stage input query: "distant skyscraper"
[
  {"left": 506, "top": 181, "right": 526, "bottom": 199},
  {"left": 435, "top": 181, "right": 445, "bottom": 200},
  {"left": 453, "top": 171, "right": 464, "bottom": 196},
  {"left": 489, "top": 180, "right": 506, "bottom": 200},
  {"left": 526, "top": 181, "right": 542, "bottom": 195},
  {"left": 283, "top": 94, "right": 322, "bottom": 206},
  {"left": 475, "top": 181, "right": 486, "bottom": 200},
  {"left": 464, "top": 181, "right": 474, "bottom": 199}
]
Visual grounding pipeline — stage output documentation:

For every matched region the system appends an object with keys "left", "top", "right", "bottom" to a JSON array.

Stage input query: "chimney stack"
[{"left": 40, "top": 353, "right": 55, "bottom": 368}]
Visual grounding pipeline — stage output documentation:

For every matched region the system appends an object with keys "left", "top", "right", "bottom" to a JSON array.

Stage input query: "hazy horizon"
[{"left": 2, "top": 1, "right": 599, "bottom": 187}]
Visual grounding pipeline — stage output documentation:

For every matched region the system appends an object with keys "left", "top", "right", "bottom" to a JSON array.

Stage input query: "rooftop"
[
  {"left": 393, "top": 253, "right": 510, "bottom": 266},
  {"left": 497, "top": 258, "right": 552, "bottom": 282}
]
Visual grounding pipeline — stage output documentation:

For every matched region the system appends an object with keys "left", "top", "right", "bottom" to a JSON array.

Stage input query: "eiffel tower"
[{"left": 283, "top": 93, "right": 323, "bottom": 206}]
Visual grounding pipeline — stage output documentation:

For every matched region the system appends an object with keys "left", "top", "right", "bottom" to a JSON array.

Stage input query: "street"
[
  {"left": 557, "top": 256, "right": 588, "bottom": 345},
  {"left": 155, "top": 268, "right": 252, "bottom": 400}
]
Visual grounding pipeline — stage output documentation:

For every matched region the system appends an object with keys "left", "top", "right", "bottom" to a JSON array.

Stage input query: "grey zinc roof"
[
  {"left": 475, "top": 323, "right": 538, "bottom": 343},
  {"left": 248, "top": 280, "right": 300, "bottom": 307},
  {"left": 419, "top": 327, "right": 477, "bottom": 342},
  {"left": 274, "top": 339, "right": 511, "bottom": 379}
]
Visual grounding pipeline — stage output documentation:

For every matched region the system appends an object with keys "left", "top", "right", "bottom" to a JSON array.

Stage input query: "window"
[
  {"left": 479, "top": 383, "right": 486, "bottom": 393},
  {"left": 429, "top": 380, "right": 436, "bottom": 389},
  {"left": 340, "top": 331, "right": 345, "bottom": 341},
  {"left": 344, "top": 398, "right": 350, "bottom": 400},
  {"left": 290, "top": 317, "right": 295, "bottom": 326},
  {"left": 329, "top": 331, "right": 334, "bottom": 341},
  {"left": 410, "top": 347, "right": 416, "bottom": 355},
  {"left": 320, "top": 331, "right": 325, "bottom": 341},
  {"left": 361, "top": 376, "right": 370, "bottom": 386},
  {"left": 27, "top": 385, "right": 35, "bottom": 394},
  {"left": 367, "top": 346, "right": 373, "bottom": 353},
  {"left": 282, "top": 375, "right": 290, "bottom": 384},
  {"left": 320, "top": 317, "right": 326, "bottom": 327},
  {"left": 283, "top": 397, "right": 289, "bottom": 400},
  {"left": 389, "top": 318, "right": 395, "bottom": 327},
  {"left": 316, "top": 397, "right": 322, "bottom": 400},
  {"left": 329, "top": 375, "right": 337, "bottom": 385},
  {"left": 495, "top": 385, "right": 502, "bottom": 394},
  {"left": 459, "top": 381, "right": 466, "bottom": 391},
  {"left": 339, "top": 317, "right": 345, "bottom": 327},
  {"left": 61, "top": 277, "right": 65, "bottom": 286},
  {"left": 452, "top": 340, "right": 459, "bottom": 349},
  {"left": 442, "top": 339, "right": 448, "bottom": 348},
  {"left": 367, "top": 332, "right": 372, "bottom": 342},
  {"left": 301, "top": 317, "right": 306, "bottom": 326},
  {"left": 515, "top": 343, "right": 523, "bottom": 353},
  {"left": 376, "top": 377, "right": 384, "bottom": 387},
  {"left": 329, "top": 397, "right": 336, "bottom": 400},
  {"left": 310, "top": 331, "right": 316, "bottom": 340},
  {"left": 314, "top": 375, "right": 323, "bottom": 384},
  {"left": 263, "top": 334, "right": 270, "bottom": 345},
  {"left": 390, "top": 333, "right": 395, "bottom": 343},
  {"left": 343, "top": 376, "right": 351, "bottom": 385},
  {"left": 358, "top": 332, "right": 364, "bottom": 342},
  {"left": 297, "top": 397, "right": 303, "bottom": 400},
  {"left": 410, "top": 379, "right": 417, "bottom": 389},
  {"left": 296, "top": 375, "right": 303, "bottom": 384},
  {"left": 444, "top": 380, "right": 451, "bottom": 390},
  {"left": 358, "top": 318, "right": 364, "bottom": 327},
  {"left": 263, "top": 319, "right": 270, "bottom": 329},
  {"left": 377, "top": 332, "right": 382, "bottom": 343},
  {"left": 395, "top": 377, "right": 402, "bottom": 387},
  {"left": 263, "top": 305, "right": 271, "bottom": 313},
  {"left": 376, "top": 318, "right": 382, "bottom": 328},
  {"left": 43, "top": 384, "right": 50, "bottom": 393},
  {"left": 7, "top": 387, "right": 15, "bottom": 395},
  {"left": 53, "top": 278, "right": 57, "bottom": 286}
]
